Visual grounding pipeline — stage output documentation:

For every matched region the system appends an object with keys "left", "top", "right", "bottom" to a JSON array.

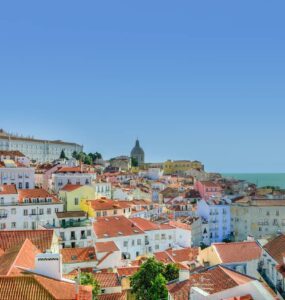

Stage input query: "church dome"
[{"left": 130, "top": 139, "right": 145, "bottom": 165}]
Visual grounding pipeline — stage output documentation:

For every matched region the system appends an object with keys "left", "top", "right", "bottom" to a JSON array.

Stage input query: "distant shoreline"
[{"left": 222, "top": 173, "right": 285, "bottom": 189}]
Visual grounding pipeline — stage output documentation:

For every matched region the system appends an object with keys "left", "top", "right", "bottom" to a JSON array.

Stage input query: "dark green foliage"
[{"left": 79, "top": 272, "right": 100, "bottom": 300}]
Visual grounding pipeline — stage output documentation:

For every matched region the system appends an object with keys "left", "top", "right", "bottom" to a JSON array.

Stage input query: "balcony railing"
[
  {"left": 0, "top": 214, "right": 8, "bottom": 219},
  {"left": 60, "top": 219, "right": 91, "bottom": 228}
]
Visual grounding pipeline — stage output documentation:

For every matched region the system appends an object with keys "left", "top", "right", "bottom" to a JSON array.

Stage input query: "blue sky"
[{"left": 0, "top": 1, "right": 285, "bottom": 172}]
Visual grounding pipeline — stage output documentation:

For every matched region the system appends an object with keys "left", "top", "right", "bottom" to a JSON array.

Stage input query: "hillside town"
[{"left": 0, "top": 129, "right": 285, "bottom": 299}]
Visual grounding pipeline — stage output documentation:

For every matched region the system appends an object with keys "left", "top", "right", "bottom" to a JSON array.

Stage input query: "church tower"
[{"left": 130, "top": 139, "right": 145, "bottom": 166}]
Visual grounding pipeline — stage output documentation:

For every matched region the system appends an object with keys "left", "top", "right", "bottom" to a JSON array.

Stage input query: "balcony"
[
  {"left": 0, "top": 214, "right": 8, "bottom": 219},
  {"left": 258, "top": 263, "right": 276, "bottom": 293},
  {"left": 60, "top": 218, "right": 91, "bottom": 228},
  {"left": 277, "top": 283, "right": 285, "bottom": 299}
]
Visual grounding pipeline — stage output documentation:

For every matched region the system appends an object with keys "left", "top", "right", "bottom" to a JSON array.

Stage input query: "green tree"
[
  {"left": 84, "top": 155, "right": 93, "bottom": 165},
  {"left": 131, "top": 157, "right": 138, "bottom": 167},
  {"left": 60, "top": 149, "right": 67, "bottom": 159},
  {"left": 163, "top": 263, "right": 179, "bottom": 281},
  {"left": 148, "top": 273, "right": 168, "bottom": 300},
  {"left": 130, "top": 258, "right": 166, "bottom": 300},
  {"left": 72, "top": 151, "right": 78, "bottom": 159},
  {"left": 80, "top": 272, "right": 100, "bottom": 300}
]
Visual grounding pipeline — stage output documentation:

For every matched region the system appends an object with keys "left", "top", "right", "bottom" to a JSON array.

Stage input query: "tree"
[
  {"left": 72, "top": 151, "right": 78, "bottom": 159},
  {"left": 130, "top": 258, "right": 167, "bottom": 300},
  {"left": 84, "top": 155, "right": 93, "bottom": 165},
  {"left": 163, "top": 263, "right": 179, "bottom": 281},
  {"left": 60, "top": 149, "right": 67, "bottom": 159},
  {"left": 148, "top": 273, "right": 168, "bottom": 300},
  {"left": 79, "top": 272, "right": 100, "bottom": 300},
  {"left": 131, "top": 157, "right": 138, "bottom": 167}
]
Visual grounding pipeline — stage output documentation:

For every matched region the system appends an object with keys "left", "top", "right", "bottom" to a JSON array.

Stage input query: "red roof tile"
[
  {"left": 93, "top": 273, "right": 120, "bottom": 288},
  {"left": 0, "top": 239, "right": 40, "bottom": 276},
  {"left": 95, "top": 242, "right": 119, "bottom": 253},
  {"left": 0, "top": 184, "right": 17, "bottom": 195},
  {"left": 167, "top": 266, "right": 253, "bottom": 300},
  {"left": 93, "top": 216, "right": 144, "bottom": 238},
  {"left": 18, "top": 189, "right": 60, "bottom": 203},
  {"left": 0, "top": 275, "right": 92, "bottom": 300},
  {"left": 117, "top": 267, "right": 139, "bottom": 277},
  {"left": 98, "top": 291, "right": 127, "bottom": 300},
  {"left": 213, "top": 241, "right": 261, "bottom": 263},
  {"left": 60, "top": 184, "right": 83, "bottom": 192},
  {"left": 263, "top": 234, "right": 285, "bottom": 264},
  {"left": 0, "top": 229, "right": 55, "bottom": 252},
  {"left": 61, "top": 247, "right": 96, "bottom": 264}
]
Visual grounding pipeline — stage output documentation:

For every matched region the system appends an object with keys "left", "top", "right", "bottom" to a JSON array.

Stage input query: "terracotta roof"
[
  {"left": 0, "top": 239, "right": 40, "bottom": 276},
  {"left": 213, "top": 241, "right": 261, "bottom": 263},
  {"left": 56, "top": 211, "right": 87, "bottom": 218},
  {"left": 61, "top": 247, "right": 96, "bottom": 264},
  {"left": 263, "top": 234, "right": 285, "bottom": 264},
  {"left": 0, "top": 275, "right": 92, "bottom": 300},
  {"left": 130, "top": 218, "right": 174, "bottom": 231},
  {"left": 199, "top": 181, "right": 221, "bottom": 187},
  {"left": 57, "top": 167, "right": 82, "bottom": 173},
  {"left": 95, "top": 241, "right": 119, "bottom": 253},
  {"left": 117, "top": 266, "right": 139, "bottom": 277},
  {"left": 0, "top": 230, "right": 55, "bottom": 252},
  {"left": 93, "top": 273, "right": 120, "bottom": 288},
  {"left": 0, "top": 184, "right": 17, "bottom": 195},
  {"left": 154, "top": 248, "right": 199, "bottom": 264},
  {"left": 60, "top": 184, "right": 83, "bottom": 192},
  {"left": 18, "top": 189, "right": 60, "bottom": 203},
  {"left": 90, "top": 199, "right": 131, "bottom": 211},
  {"left": 0, "top": 150, "right": 25, "bottom": 157},
  {"left": 167, "top": 266, "right": 253, "bottom": 300},
  {"left": 93, "top": 216, "right": 144, "bottom": 238},
  {"left": 97, "top": 291, "right": 127, "bottom": 300}
]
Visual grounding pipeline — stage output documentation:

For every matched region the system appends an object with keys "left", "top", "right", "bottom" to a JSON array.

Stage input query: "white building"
[
  {"left": 0, "top": 185, "right": 63, "bottom": 230},
  {"left": 0, "top": 159, "right": 35, "bottom": 189},
  {"left": 93, "top": 182, "right": 112, "bottom": 198},
  {"left": 93, "top": 216, "right": 191, "bottom": 260},
  {"left": 0, "top": 129, "right": 83, "bottom": 163},
  {"left": 52, "top": 166, "right": 96, "bottom": 192}
]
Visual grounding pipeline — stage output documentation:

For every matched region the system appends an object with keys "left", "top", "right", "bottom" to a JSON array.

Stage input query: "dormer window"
[{"left": 24, "top": 198, "right": 29, "bottom": 203}]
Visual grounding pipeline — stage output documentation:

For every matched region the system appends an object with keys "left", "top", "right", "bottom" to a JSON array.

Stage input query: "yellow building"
[
  {"left": 163, "top": 160, "right": 204, "bottom": 175},
  {"left": 59, "top": 184, "right": 96, "bottom": 212}
]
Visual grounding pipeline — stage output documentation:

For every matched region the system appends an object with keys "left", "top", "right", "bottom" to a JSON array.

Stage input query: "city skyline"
[{"left": 1, "top": 0, "right": 285, "bottom": 172}]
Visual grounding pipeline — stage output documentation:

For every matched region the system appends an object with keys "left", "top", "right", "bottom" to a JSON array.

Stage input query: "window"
[
  {"left": 18, "top": 182, "right": 22, "bottom": 189},
  {"left": 25, "top": 182, "right": 29, "bottom": 189},
  {"left": 74, "top": 198, "right": 79, "bottom": 205},
  {"left": 23, "top": 221, "right": 29, "bottom": 229},
  {"left": 0, "top": 223, "right": 6, "bottom": 229},
  {"left": 31, "top": 209, "right": 36, "bottom": 215},
  {"left": 103, "top": 211, "right": 107, "bottom": 216},
  {"left": 96, "top": 212, "right": 101, "bottom": 217},
  {"left": 137, "top": 239, "right": 141, "bottom": 245},
  {"left": 114, "top": 209, "right": 117, "bottom": 215},
  {"left": 39, "top": 209, "right": 44, "bottom": 215},
  {"left": 161, "top": 234, "right": 166, "bottom": 240},
  {"left": 123, "top": 241, "right": 128, "bottom": 247},
  {"left": 47, "top": 208, "right": 51, "bottom": 214},
  {"left": 276, "top": 210, "right": 280, "bottom": 216},
  {"left": 132, "top": 240, "right": 135, "bottom": 246},
  {"left": 155, "top": 234, "right": 159, "bottom": 240},
  {"left": 87, "top": 230, "right": 91, "bottom": 236},
  {"left": 155, "top": 245, "right": 159, "bottom": 250},
  {"left": 23, "top": 209, "right": 28, "bottom": 216},
  {"left": 55, "top": 208, "right": 59, "bottom": 213},
  {"left": 11, "top": 208, "right": 16, "bottom": 215},
  {"left": 11, "top": 222, "right": 16, "bottom": 228}
]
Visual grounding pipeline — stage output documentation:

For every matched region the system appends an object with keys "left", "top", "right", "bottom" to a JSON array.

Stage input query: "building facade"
[{"left": 0, "top": 129, "right": 83, "bottom": 163}]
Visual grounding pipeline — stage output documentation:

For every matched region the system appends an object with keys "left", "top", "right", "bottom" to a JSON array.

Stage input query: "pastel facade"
[
  {"left": 197, "top": 199, "right": 231, "bottom": 244},
  {"left": 231, "top": 197, "right": 285, "bottom": 241},
  {"left": 195, "top": 181, "right": 222, "bottom": 200},
  {"left": 58, "top": 184, "right": 96, "bottom": 212},
  {"left": 0, "top": 185, "right": 63, "bottom": 230},
  {"left": 163, "top": 160, "right": 204, "bottom": 175},
  {"left": 0, "top": 129, "right": 83, "bottom": 163}
]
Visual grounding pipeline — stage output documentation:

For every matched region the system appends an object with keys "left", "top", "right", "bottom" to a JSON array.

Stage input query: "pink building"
[{"left": 194, "top": 181, "right": 222, "bottom": 200}]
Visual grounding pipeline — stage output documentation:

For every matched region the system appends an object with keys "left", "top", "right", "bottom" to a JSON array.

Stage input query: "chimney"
[
  {"left": 247, "top": 235, "right": 255, "bottom": 242},
  {"left": 179, "top": 269, "right": 190, "bottom": 282},
  {"left": 34, "top": 253, "right": 62, "bottom": 280}
]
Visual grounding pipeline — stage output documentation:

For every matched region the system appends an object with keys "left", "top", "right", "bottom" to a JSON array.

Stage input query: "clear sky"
[{"left": 0, "top": 1, "right": 284, "bottom": 172}]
